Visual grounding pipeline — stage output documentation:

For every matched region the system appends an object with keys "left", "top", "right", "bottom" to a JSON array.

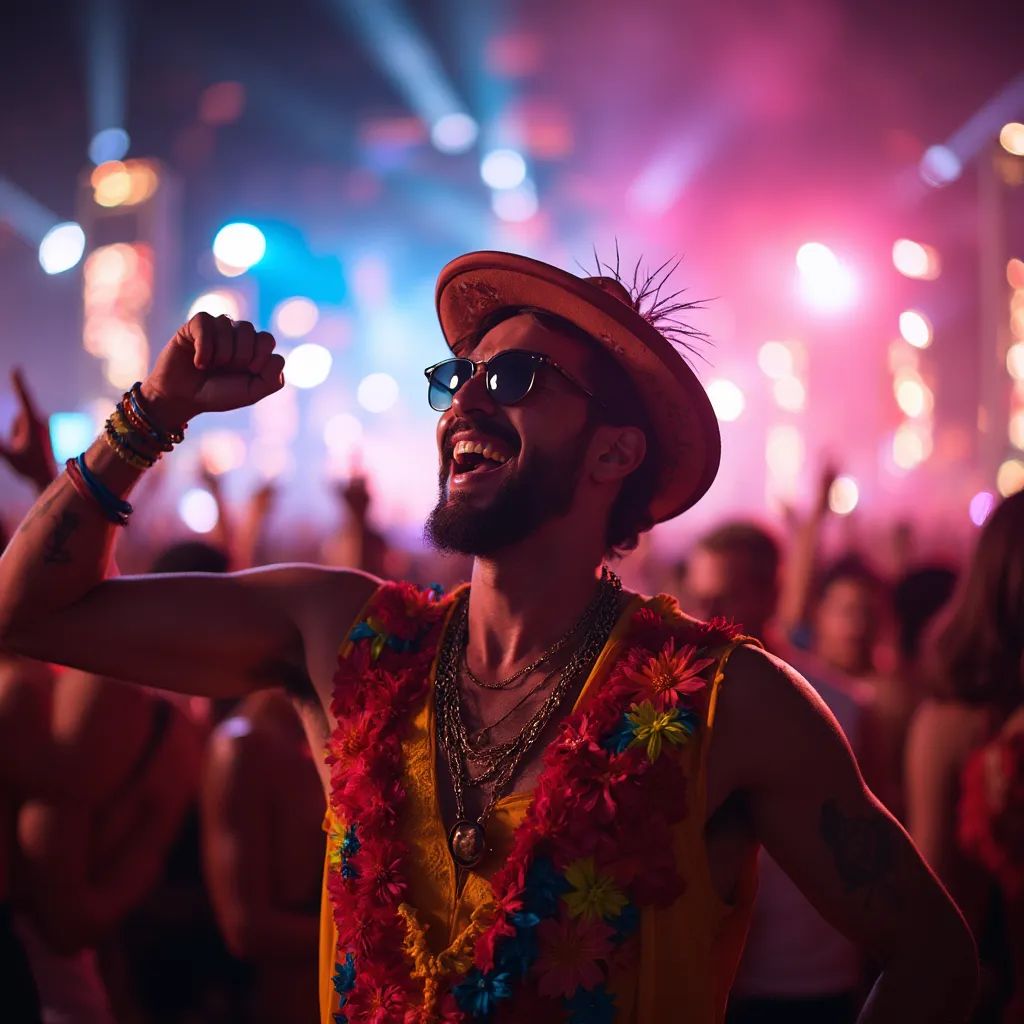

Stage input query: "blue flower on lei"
[
  {"left": 602, "top": 712, "right": 637, "bottom": 755},
  {"left": 610, "top": 902, "right": 640, "bottom": 943},
  {"left": 523, "top": 855, "right": 572, "bottom": 919},
  {"left": 453, "top": 967, "right": 514, "bottom": 1018},
  {"left": 565, "top": 983, "right": 617, "bottom": 1024},
  {"left": 332, "top": 951, "right": 356, "bottom": 1021},
  {"left": 493, "top": 919, "right": 539, "bottom": 978}
]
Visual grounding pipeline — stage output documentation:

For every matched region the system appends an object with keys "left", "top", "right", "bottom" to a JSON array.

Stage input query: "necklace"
[{"left": 435, "top": 567, "right": 623, "bottom": 869}]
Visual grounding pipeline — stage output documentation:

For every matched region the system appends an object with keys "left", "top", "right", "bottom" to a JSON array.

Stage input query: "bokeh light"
[
  {"left": 1007, "top": 342, "right": 1024, "bottom": 381},
  {"left": 492, "top": 180, "right": 539, "bottom": 222},
  {"left": 431, "top": 112, "right": 478, "bottom": 154},
  {"left": 920, "top": 144, "right": 962, "bottom": 187},
  {"left": 357, "top": 372, "right": 400, "bottom": 413},
  {"left": 283, "top": 343, "right": 333, "bottom": 389},
  {"left": 969, "top": 491, "right": 996, "bottom": 527},
  {"left": 765, "top": 424, "right": 805, "bottom": 481},
  {"left": 828, "top": 475, "right": 859, "bottom": 515},
  {"left": 999, "top": 122, "right": 1024, "bottom": 157},
  {"left": 214, "top": 255, "right": 248, "bottom": 278},
  {"left": 212, "top": 222, "right": 266, "bottom": 270},
  {"left": 772, "top": 376, "right": 806, "bottom": 412},
  {"left": 88, "top": 127, "right": 130, "bottom": 165},
  {"left": 1010, "top": 410, "right": 1024, "bottom": 449},
  {"left": 91, "top": 160, "right": 159, "bottom": 208},
  {"left": 996, "top": 458, "right": 1024, "bottom": 497},
  {"left": 188, "top": 289, "right": 243, "bottom": 321},
  {"left": 706, "top": 379, "right": 745, "bottom": 422},
  {"left": 199, "top": 81, "right": 246, "bottom": 125},
  {"left": 323, "top": 412, "right": 364, "bottom": 455},
  {"left": 892, "top": 239, "right": 941, "bottom": 280},
  {"left": 757, "top": 341, "right": 794, "bottom": 380},
  {"left": 894, "top": 374, "right": 933, "bottom": 418},
  {"left": 1008, "top": 258, "right": 1024, "bottom": 291},
  {"left": 273, "top": 297, "right": 320, "bottom": 338},
  {"left": 899, "top": 309, "right": 933, "bottom": 349},
  {"left": 49, "top": 412, "right": 95, "bottom": 464},
  {"left": 480, "top": 149, "right": 527, "bottom": 190},
  {"left": 178, "top": 488, "right": 219, "bottom": 533},
  {"left": 892, "top": 422, "right": 932, "bottom": 470},
  {"left": 199, "top": 430, "right": 248, "bottom": 475},
  {"left": 38, "top": 222, "right": 85, "bottom": 274},
  {"left": 795, "top": 242, "right": 856, "bottom": 314}
]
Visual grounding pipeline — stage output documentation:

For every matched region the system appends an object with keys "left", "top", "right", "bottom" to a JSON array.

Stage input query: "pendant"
[{"left": 448, "top": 819, "right": 487, "bottom": 869}]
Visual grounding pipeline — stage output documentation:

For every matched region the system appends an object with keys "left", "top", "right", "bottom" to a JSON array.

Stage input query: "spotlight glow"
[
  {"left": 828, "top": 475, "right": 859, "bottom": 516},
  {"left": 49, "top": 412, "right": 95, "bottom": 464},
  {"left": 997, "top": 458, "right": 1024, "bottom": 497},
  {"left": 899, "top": 309, "right": 933, "bottom": 349},
  {"left": 188, "top": 290, "right": 242, "bottom": 321},
  {"left": 283, "top": 343, "right": 332, "bottom": 389},
  {"left": 357, "top": 372, "right": 400, "bottom": 413},
  {"left": 969, "top": 491, "right": 996, "bottom": 527},
  {"left": 491, "top": 180, "right": 539, "bottom": 222},
  {"left": 894, "top": 374, "right": 933, "bottom": 418},
  {"left": 323, "top": 413, "right": 364, "bottom": 455},
  {"left": 1010, "top": 410, "right": 1024, "bottom": 449},
  {"left": 1007, "top": 342, "right": 1024, "bottom": 381},
  {"left": 480, "top": 149, "right": 527, "bottom": 190},
  {"left": 199, "top": 430, "right": 247, "bottom": 475},
  {"left": 920, "top": 145, "right": 962, "bottom": 187},
  {"left": 892, "top": 422, "right": 932, "bottom": 470},
  {"left": 999, "top": 122, "right": 1024, "bottom": 157},
  {"left": 892, "top": 239, "right": 941, "bottom": 280},
  {"left": 1008, "top": 258, "right": 1024, "bottom": 291},
  {"left": 38, "top": 222, "right": 86, "bottom": 274},
  {"left": 89, "top": 128, "right": 130, "bottom": 165},
  {"left": 212, "top": 223, "right": 266, "bottom": 270},
  {"left": 178, "top": 488, "right": 219, "bottom": 534},
  {"left": 273, "top": 297, "right": 320, "bottom": 338},
  {"left": 772, "top": 376, "right": 806, "bottom": 412},
  {"left": 214, "top": 255, "right": 247, "bottom": 278},
  {"left": 765, "top": 425, "right": 805, "bottom": 481},
  {"left": 91, "top": 161, "right": 132, "bottom": 206},
  {"left": 757, "top": 341, "right": 794, "bottom": 380},
  {"left": 431, "top": 112, "right": 479, "bottom": 154},
  {"left": 795, "top": 242, "right": 856, "bottom": 314},
  {"left": 706, "top": 379, "right": 745, "bottom": 422}
]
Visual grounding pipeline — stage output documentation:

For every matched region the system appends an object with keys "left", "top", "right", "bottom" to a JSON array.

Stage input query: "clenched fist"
[{"left": 140, "top": 313, "right": 286, "bottom": 428}]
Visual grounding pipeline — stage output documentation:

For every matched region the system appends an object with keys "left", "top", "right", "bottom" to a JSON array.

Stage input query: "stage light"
[
  {"left": 1006, "top": 342, "right": 1024, "bottom": 381},
  {"left": 997, "top": 458, "right": 1024, "bottom": 497},
  {"left": 491, "top": 180, "right": 538, "bottom": 222},
  {"left": 706, "top": 379, "right": 745, "bottom": 422},
  {"left": 214, "top": 256, "right": 247, "bottom": 278},
  {"left": 357, "top": 372, "right": 400, "bottom": 413},
  {"left": 323, "top": 412, "right": 364, "bottom": 455},
  {"left": 899, "top": 310, "right": 933, "bottom": 349},
  {"left": 283, "top": 343, "right": 332, "bottom": 389},
  {"left": 89, "top": 127, "right": 130, "bottom": 165},
  {"left": 188, "top": 290, "right": 243, "bottom": 321},
  {"left": 894, "top": 374, "right": 933, "bottom": 418},
  {"left": 178, "top": 488, "right": 219, "bottom": 533},
  {"left": 765, "top": 425, "right": 804, "bottom": 480},
  {"left": 91, "top": 161, "right": 132, "bottom": 207},
  {"left": 480, "top": 149, "right": 527, "bottom": 190},
  {"left": 38, "top": 222, "right": 85, "bottom": 274},
  {"left": 1008, "top": 258, "right": 1024, "bottom": 291},
  {"left": 212, "top": 222, "right": 266, "bottom": 271},
  {"left": 892, "top": 422, "right": 931, "bottom": 470},
  {"left": 892, "top": 239, "right": 940, "bottom": 280},
  {"left": 431, "top": 112, "right": 478, "bottom": 154},
  {"left": 1010, "top": 410, "right": 1024, "bottom": 449},
  {"left": 273, "top": 297, "right": 320, "bottom": 338},
  {"left": 795, "top": 242, "right": 856, "bottom": 314},
  {"left": 920, "top": 145, "right": 962, "bottom": 187},
  {"left": 772, "top": 376, "right": 806, "bottom": 412},
  {"left": 199, "top": 430, "right": 247, "bottom": 475},
  {"left": 1000, "top": 122, "right": 1024, "bottom": 157},
  {"left": 969, "top": 491, "right": 996, "bottom": 527},
  {"left": 828, "top": 476, "right": 859, "bottom": 515},
  {"left": 757, "top": 341, "right": 794, "bottom": 380},
  {"left": 49, "top": 412, "right": 96, "bottom": 464}
]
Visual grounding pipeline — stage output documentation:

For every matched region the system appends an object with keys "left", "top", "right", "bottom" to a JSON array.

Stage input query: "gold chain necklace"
[{"left": 435, "top": 567, "right": 623, "bottom": 869}]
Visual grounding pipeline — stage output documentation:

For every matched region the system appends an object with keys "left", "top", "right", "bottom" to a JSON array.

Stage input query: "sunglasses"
[{"left": 423, "top": 349, "right": 604, "bottom": 413}]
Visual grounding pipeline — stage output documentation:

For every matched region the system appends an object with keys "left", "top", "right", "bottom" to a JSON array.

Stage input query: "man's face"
[
  {"left": 813, "top": 577, "right": 880, "bottom": 675},
  {"left": 425, "top": 314, "right": 597, "bottom": 556},
  {"left": 685, "top": 547, "right": 776, "bottom": 639}
]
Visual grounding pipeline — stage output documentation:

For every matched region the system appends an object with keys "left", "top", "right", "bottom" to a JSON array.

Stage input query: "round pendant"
[{"left": 448, "top": 819, "right": 487, "bottom": 868}]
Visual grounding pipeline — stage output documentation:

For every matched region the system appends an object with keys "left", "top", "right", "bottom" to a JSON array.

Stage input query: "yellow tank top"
[{"left": 319, "top": 586, "right": 758, "bottom": 1022}]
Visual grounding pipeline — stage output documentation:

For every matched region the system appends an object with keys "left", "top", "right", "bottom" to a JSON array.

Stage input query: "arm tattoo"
[
  {"left": 42, "top": 511, "right": 80, "bottom": 565},
  {"left": 820, "top": 797, "right": 899, "bottom": 910},
  {"left": 18, "top": 490, "right": 62, "bottom": 535}
]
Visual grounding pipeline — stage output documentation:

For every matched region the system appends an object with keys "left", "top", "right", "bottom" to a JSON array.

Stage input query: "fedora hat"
[{"left": 435, "top": 251, "right": 721, "bottom": 521}]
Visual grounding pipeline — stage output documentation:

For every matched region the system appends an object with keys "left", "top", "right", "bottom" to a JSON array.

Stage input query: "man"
[
  {"left": 0, "top": 252, "right": 976, "bottom": 1022},
  {"left": 686, "top": 521, "right": 875, "bottom": 1023}
]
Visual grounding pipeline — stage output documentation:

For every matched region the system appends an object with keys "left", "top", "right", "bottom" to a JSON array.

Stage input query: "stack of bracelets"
[{"left": 64, "top": 382, "right": 187, "bottom": 526}]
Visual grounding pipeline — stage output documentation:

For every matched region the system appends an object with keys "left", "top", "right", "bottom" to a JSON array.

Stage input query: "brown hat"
[{"left": 435, "top": 250, "right": 721, "bottom": 522}]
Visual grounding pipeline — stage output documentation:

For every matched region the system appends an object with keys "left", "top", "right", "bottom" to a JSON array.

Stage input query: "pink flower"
[
  {"left": 620, "top": 640, "right": 713, "bottom": 713},
  {"left": 355, "top": 838, "right": 408, "bottom": 905},
  {"left": 533, "top": 913, "right": 614, "bottom": 999}
]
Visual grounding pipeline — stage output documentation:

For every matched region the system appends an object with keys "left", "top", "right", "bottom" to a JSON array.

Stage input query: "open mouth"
[{"left": 450, "top": 438, "right": 514, "bottom": 480}]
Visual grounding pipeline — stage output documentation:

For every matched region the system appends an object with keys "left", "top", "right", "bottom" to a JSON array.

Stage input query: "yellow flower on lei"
[
  {"left": 327, "top": 828, "right": 345, "bottom": 869},
  {"left": 563, "top": 857, "right": 628, "bottom": 921},
  {"left": 626, "top": 700, "right": 691, "bottom": 762}
]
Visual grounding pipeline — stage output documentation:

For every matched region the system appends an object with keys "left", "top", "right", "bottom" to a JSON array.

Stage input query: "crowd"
[{"left": 0, "top": 359, "right": 1021, "bottom": 1024}]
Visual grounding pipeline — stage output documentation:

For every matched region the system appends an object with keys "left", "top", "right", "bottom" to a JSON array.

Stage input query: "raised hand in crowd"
[{"left": 0, "top": 368, "right": 57, "bottom": 494}]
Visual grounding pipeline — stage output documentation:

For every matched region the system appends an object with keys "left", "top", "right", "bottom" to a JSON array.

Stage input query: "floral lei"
[{"left": 324, "top": 582, "right": 741, "bottom": 1023}]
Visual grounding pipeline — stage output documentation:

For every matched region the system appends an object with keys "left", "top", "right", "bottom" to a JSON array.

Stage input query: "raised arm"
[
  {"left": 717, "top": 646, "right": 978, "bottom": 1023},
  {"left": 0, "top": 315, "right": 375, "bottom": 699}
]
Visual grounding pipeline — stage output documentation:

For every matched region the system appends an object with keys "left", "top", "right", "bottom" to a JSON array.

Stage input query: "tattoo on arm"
[
  {"left": 42, "top": 511, "right": 80, "bottom": 565},
  {"left": 18, "top": 490, "right": 62, "bottom": 535},
  {"left": 820, "top": 797, "right": 900, "bottom": 910}
]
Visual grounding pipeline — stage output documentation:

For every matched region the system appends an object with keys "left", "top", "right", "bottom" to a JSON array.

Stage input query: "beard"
[{"left": 424, "top": 431, "right": 592, "bottom": 556}]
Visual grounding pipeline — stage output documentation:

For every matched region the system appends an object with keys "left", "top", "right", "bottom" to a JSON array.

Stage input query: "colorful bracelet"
[
  {"left": 127, "top": 382, "right": 186, "bottom": 447},
  {"left": 108, "top": 407, "right": 161, "bottom": 463},
  {"left": 71, "top": 453, "right": 132, "bottom": 525},
  {"left": 103, "top": 420, "right": 156, "bottom": 470}
]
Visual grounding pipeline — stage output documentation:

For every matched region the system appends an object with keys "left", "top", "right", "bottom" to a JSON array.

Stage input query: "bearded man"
[{"left": 0, "top": 252, "right": 976, "bottom": 1023}]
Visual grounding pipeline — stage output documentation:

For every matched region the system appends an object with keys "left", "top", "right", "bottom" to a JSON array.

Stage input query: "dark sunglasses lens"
[
  {"left": 427, "top": 359, "right": 473, "bottom": 411},
  {"left": 486, "top": 351, "right": 537, "bottom": 405}
]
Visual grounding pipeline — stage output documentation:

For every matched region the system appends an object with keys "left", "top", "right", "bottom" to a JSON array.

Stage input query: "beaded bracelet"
[
  {"left": 107, "top": 407, "right": 160, "bottom": 463},
  {"left": 67, "top": 455, "right": 132, "bottom": 525},
  {"left": 103, "top": 419, "right": 156, "bottom": 471},
  {"left": 126, "top": 382, "right": 186, "bottom": 448}
]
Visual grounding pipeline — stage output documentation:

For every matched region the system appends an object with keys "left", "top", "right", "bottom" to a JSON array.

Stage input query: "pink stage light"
[
  {"left": 795, "top": 242, "right": 856, "bottom": 314},
  {"left": 892, "top": 239, "right": 940, "bottom": 280},
  {"left": 899, "top": 310, "right": 933, "bottom": 349},
  {"left": 757, "top": 341, "right": 794, "bottom": 380},
  {"left": 969, "top": 491, "right": 996, "bottom": 527},
  {"left": 828, "top": 476, "right": 859, "bottom": 515},
  {"left": 706, "top": 379, "right": 745, "bottom": 422}
]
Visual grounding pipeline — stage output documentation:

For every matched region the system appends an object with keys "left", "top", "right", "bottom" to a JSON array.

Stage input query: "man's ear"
[{"left": 591, "top": 426, "right": 647, "bottom": 484}]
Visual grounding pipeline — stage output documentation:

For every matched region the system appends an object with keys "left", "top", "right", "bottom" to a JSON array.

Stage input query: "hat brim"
[{"left": 435, "top": 251, "right": 721, "bottom": 522}]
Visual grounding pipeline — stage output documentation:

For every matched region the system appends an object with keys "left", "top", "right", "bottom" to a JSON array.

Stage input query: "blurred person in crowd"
[
  {"left": 0, "top": 254, "right": 977, "bottom": 1023},
  {"left": 321, "top": 471, "right": 389, "bottom": 576},
  {"left": 202, "top": 688, "right": 324, "bottom": 1023},
  {"left": 907, "top": 491, "right": 1024, "bottom": 1022},
  {"left": 686, "top": 522, "right": 872, "bottom": 1023}
]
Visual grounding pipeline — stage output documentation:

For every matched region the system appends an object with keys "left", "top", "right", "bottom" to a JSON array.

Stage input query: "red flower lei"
[{"left": 325, "top": 584, "right": 741, "bottom": 1022}]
